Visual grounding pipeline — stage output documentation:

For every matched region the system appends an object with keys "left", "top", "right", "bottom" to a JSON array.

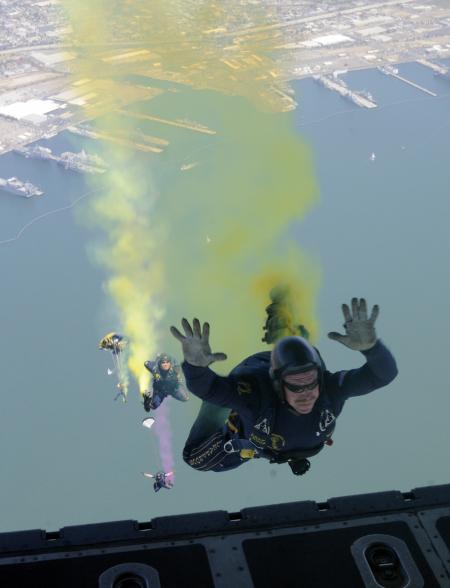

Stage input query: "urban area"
[{"left": 0, "top": 0, "right": 449, "bottom": 196}]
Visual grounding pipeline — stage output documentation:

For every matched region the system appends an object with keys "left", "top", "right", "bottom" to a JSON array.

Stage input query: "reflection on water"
[{"left": 0, "top": 63, "right": 449, "bottom": 532}]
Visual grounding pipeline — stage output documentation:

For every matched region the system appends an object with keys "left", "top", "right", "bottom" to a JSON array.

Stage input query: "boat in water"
[
  {"left": 0, "top": 176, "right": 44, "bottom": 198},
  {"left": 377, "top": 65, "right": 399, "bottom": 76},
  {"left": 313, "top": 75, "right": 377, "bottom": 109},
  {"left": 15, "top": 144, "right": 107, "bottom": 174},
  {"left": 59, "top": 149, "right": 107, "bottom": 174},
  {"left": 180, "top": 161, "right": 199, "bottom": 171}
]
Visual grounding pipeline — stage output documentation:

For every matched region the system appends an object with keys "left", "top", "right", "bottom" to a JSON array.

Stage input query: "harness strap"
[{"left": 223, "top": 387, "right": 276, "bottom": 459}]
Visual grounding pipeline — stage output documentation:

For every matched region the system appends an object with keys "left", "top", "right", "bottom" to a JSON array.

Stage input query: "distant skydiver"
[
  {"left": 142, "top": 471, "right": 174, "bottom": 492},
  {"left": 142, "top": 353, "right": 189, "bottom": 412},
  {"left": 170, "top": 298, "right": 398, "bottom": 476},
  {"left": 98, "top": 332, "right": 129, "bottom": 402}
]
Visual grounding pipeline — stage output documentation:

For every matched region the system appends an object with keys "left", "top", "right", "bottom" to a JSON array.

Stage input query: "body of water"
[{"left": 0, "top": 61, "right": 449, "bottom": 532}]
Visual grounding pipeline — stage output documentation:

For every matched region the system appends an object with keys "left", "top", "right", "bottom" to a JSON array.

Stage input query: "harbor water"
[{"left": 0, "top": 61, "right": 449, "bottom": 532}]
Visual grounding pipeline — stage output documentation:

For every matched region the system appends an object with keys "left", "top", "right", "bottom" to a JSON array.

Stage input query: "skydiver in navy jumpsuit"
[
  {"left": 142, "top": 353, "right": 189, "bottom": 412},
  {"left": 170, "top": 298, "right": 398, "bottom": 475}
]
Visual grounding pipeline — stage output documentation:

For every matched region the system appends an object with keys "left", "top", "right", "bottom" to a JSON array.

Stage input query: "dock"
[
  {"left": 378, "top": 66, "right": 436, "bottom": 97},
  {"left": 67, "top": 126, "right": 165, "bottom": 153},
  {"left": 116, "top": 110, "right": 217, "bottom": 135},
  {"left": 416, "top": 59, "right": 449, "bottom": 77},
  {"left": 391, "top": 72, "right": 436, "bottom": 96}
]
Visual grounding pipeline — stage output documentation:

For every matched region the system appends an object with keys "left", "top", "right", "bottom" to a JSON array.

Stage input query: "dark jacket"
[{"left": 182, "top": 340, "right": 398, "bottom": 458}]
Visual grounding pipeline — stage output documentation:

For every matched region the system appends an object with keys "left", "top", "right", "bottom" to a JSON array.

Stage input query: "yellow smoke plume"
[
  {"left": 62, "top": 0, "right": 321, "bottom": 395},
  {"left": 162, "top": 101, "right": 320, "bottom": 371},
  {"left": 80, "top": 147, "right": 165, "bottom": 396}
]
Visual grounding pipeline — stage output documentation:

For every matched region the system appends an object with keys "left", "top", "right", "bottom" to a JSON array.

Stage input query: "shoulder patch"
[
  {"left": 237, "top": 380, "right": 253, "bottom": 395},
  {"left": 270, "top": 433, "right": 286, "bottom": 451}
]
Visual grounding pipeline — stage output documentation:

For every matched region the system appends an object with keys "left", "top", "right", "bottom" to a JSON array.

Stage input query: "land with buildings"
[{"left": 0, "top": 0, "right": 449, "bottom": 155}]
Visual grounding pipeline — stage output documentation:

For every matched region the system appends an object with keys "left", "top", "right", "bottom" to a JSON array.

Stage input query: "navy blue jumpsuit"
[
  {"left": 181, "top": 340, "right": 398, "bottom": 471},
  {"left": 147, "top": 361, "right": 189, "bottom": 409}
]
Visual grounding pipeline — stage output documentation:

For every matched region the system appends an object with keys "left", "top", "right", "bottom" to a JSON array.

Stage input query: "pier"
[
  {"left": 416, "top": 59, "right": 449, "bottom": 77},
  {"left": 378, "top": 66, "right": 436, "bottom": 96},
  {"left": 116, "top": 111, "right": 217, "bottom": 135},
  {"left": 67, "top": 126, "right": 165, "bottom": 153}
]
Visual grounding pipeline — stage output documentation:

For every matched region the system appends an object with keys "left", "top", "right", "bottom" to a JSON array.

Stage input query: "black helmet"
[
  {"left": 270, "top": 336, "right": 325, "bottom": 402},
  {"left": 157, "top": 353, "right": 171, "bottom": 365}
]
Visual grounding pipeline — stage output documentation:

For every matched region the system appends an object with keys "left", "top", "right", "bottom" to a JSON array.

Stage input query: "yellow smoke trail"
[
  {"left": 162, "top": 100, "right": 320, "bottom": 372},
  {"left": 82, "top": 148, "right": 166, "bottom": 396},
  {"left": 258, "top": 277, "right": 318, "bottom": 345},
  {"left": 62, "top": 0, "right": 321, "bottom": 396}
]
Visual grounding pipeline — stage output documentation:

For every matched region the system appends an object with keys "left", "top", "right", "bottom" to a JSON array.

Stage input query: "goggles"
[{"left": 283, "top": 379, "right": 319, "bottom": 393}]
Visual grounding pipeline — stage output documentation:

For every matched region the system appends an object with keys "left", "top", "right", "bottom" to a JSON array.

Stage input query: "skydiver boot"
[{"left": 143, "top": 391, "right": 153, "bottom": 413}]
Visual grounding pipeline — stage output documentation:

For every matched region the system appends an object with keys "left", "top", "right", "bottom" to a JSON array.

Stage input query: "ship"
[
  {"left": 14, "top": 145, "right": 107, "bottom": 174},
  {"left": 313, "top": 75, "right": 377, "bottom": 109},
  {"left": 180, "top": 161, "right": 199, "bottom": 171},
  {"left": 66, "top": 125, "right": 99, "bottom": 139},
  {"left": 57, "top": 150, "right": 107, "bottom": 174},
  {"left": 348, "top": 90, "right": 377, "bottom": 109},
  {"left": 361, "top": 89, "right": 374, "bottom": 101},
  {"left": 377, "top": 64, "right": 399, "bottom": 76},
  {"left": 0, "top": 176, "right": 43, "bottom": 198}
]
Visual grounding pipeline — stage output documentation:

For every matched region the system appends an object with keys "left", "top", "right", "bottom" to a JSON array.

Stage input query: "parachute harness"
[
  {"left": 183, "top": 352, "right": 331, "bottom": 475},
  {"left": 228, "top": 361, "right": 336, "bottom": 474},
  {"left": 223, "top": 405, "right": 275, "bottom": 460}
]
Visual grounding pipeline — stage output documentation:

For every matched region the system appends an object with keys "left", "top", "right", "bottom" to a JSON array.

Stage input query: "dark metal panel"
[
  {"left": 418, "top": 507, "right": 450, "bottom": 580},
  {"left": 0, "top": 530, "right": 47, "bottom": 554},
  {"left": 240, "top": 500, "right": 319, "bottom": 526},
  {"left": 0, "top": 544, "right": 214, "bottom": 588},
  {"left": 327, "top": 491, "right": 409, "bottom": 517},
  {"left": 60, "top": 520, "right": 142, "bottom": 546},
  {"left": 151, "top": 510, "right": 230, "bottom": 537},
  {"left": 412, "top": 485, "right": 450, "bottom": 507},
  {"left": 242, "top": 515, "right": 446, "bottom": 588}
]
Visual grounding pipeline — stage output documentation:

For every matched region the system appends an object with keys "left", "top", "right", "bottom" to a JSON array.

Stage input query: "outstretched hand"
[
  {"left": 328, "top": 297, "right": 379, "bottom": 351},
  {"left": 170, "top": 318, "right": 227, "bottom": 367}
]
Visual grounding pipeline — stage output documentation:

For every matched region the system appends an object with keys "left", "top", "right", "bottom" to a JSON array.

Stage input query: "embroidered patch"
[
  {"left": 254, "top": 417, "right": 270, "bottom": 434},
  {"left": 250, "top": 433, "right": 267, "bottom": 447},
  {"left": 270, "top": 433, "right": 286, "bottom": 450},
  {"left": 237, "top": 380, "right": 252, "bottom": 395},
  {"left": 318, "top": 409, "right": 336, "bottom": 432}
]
